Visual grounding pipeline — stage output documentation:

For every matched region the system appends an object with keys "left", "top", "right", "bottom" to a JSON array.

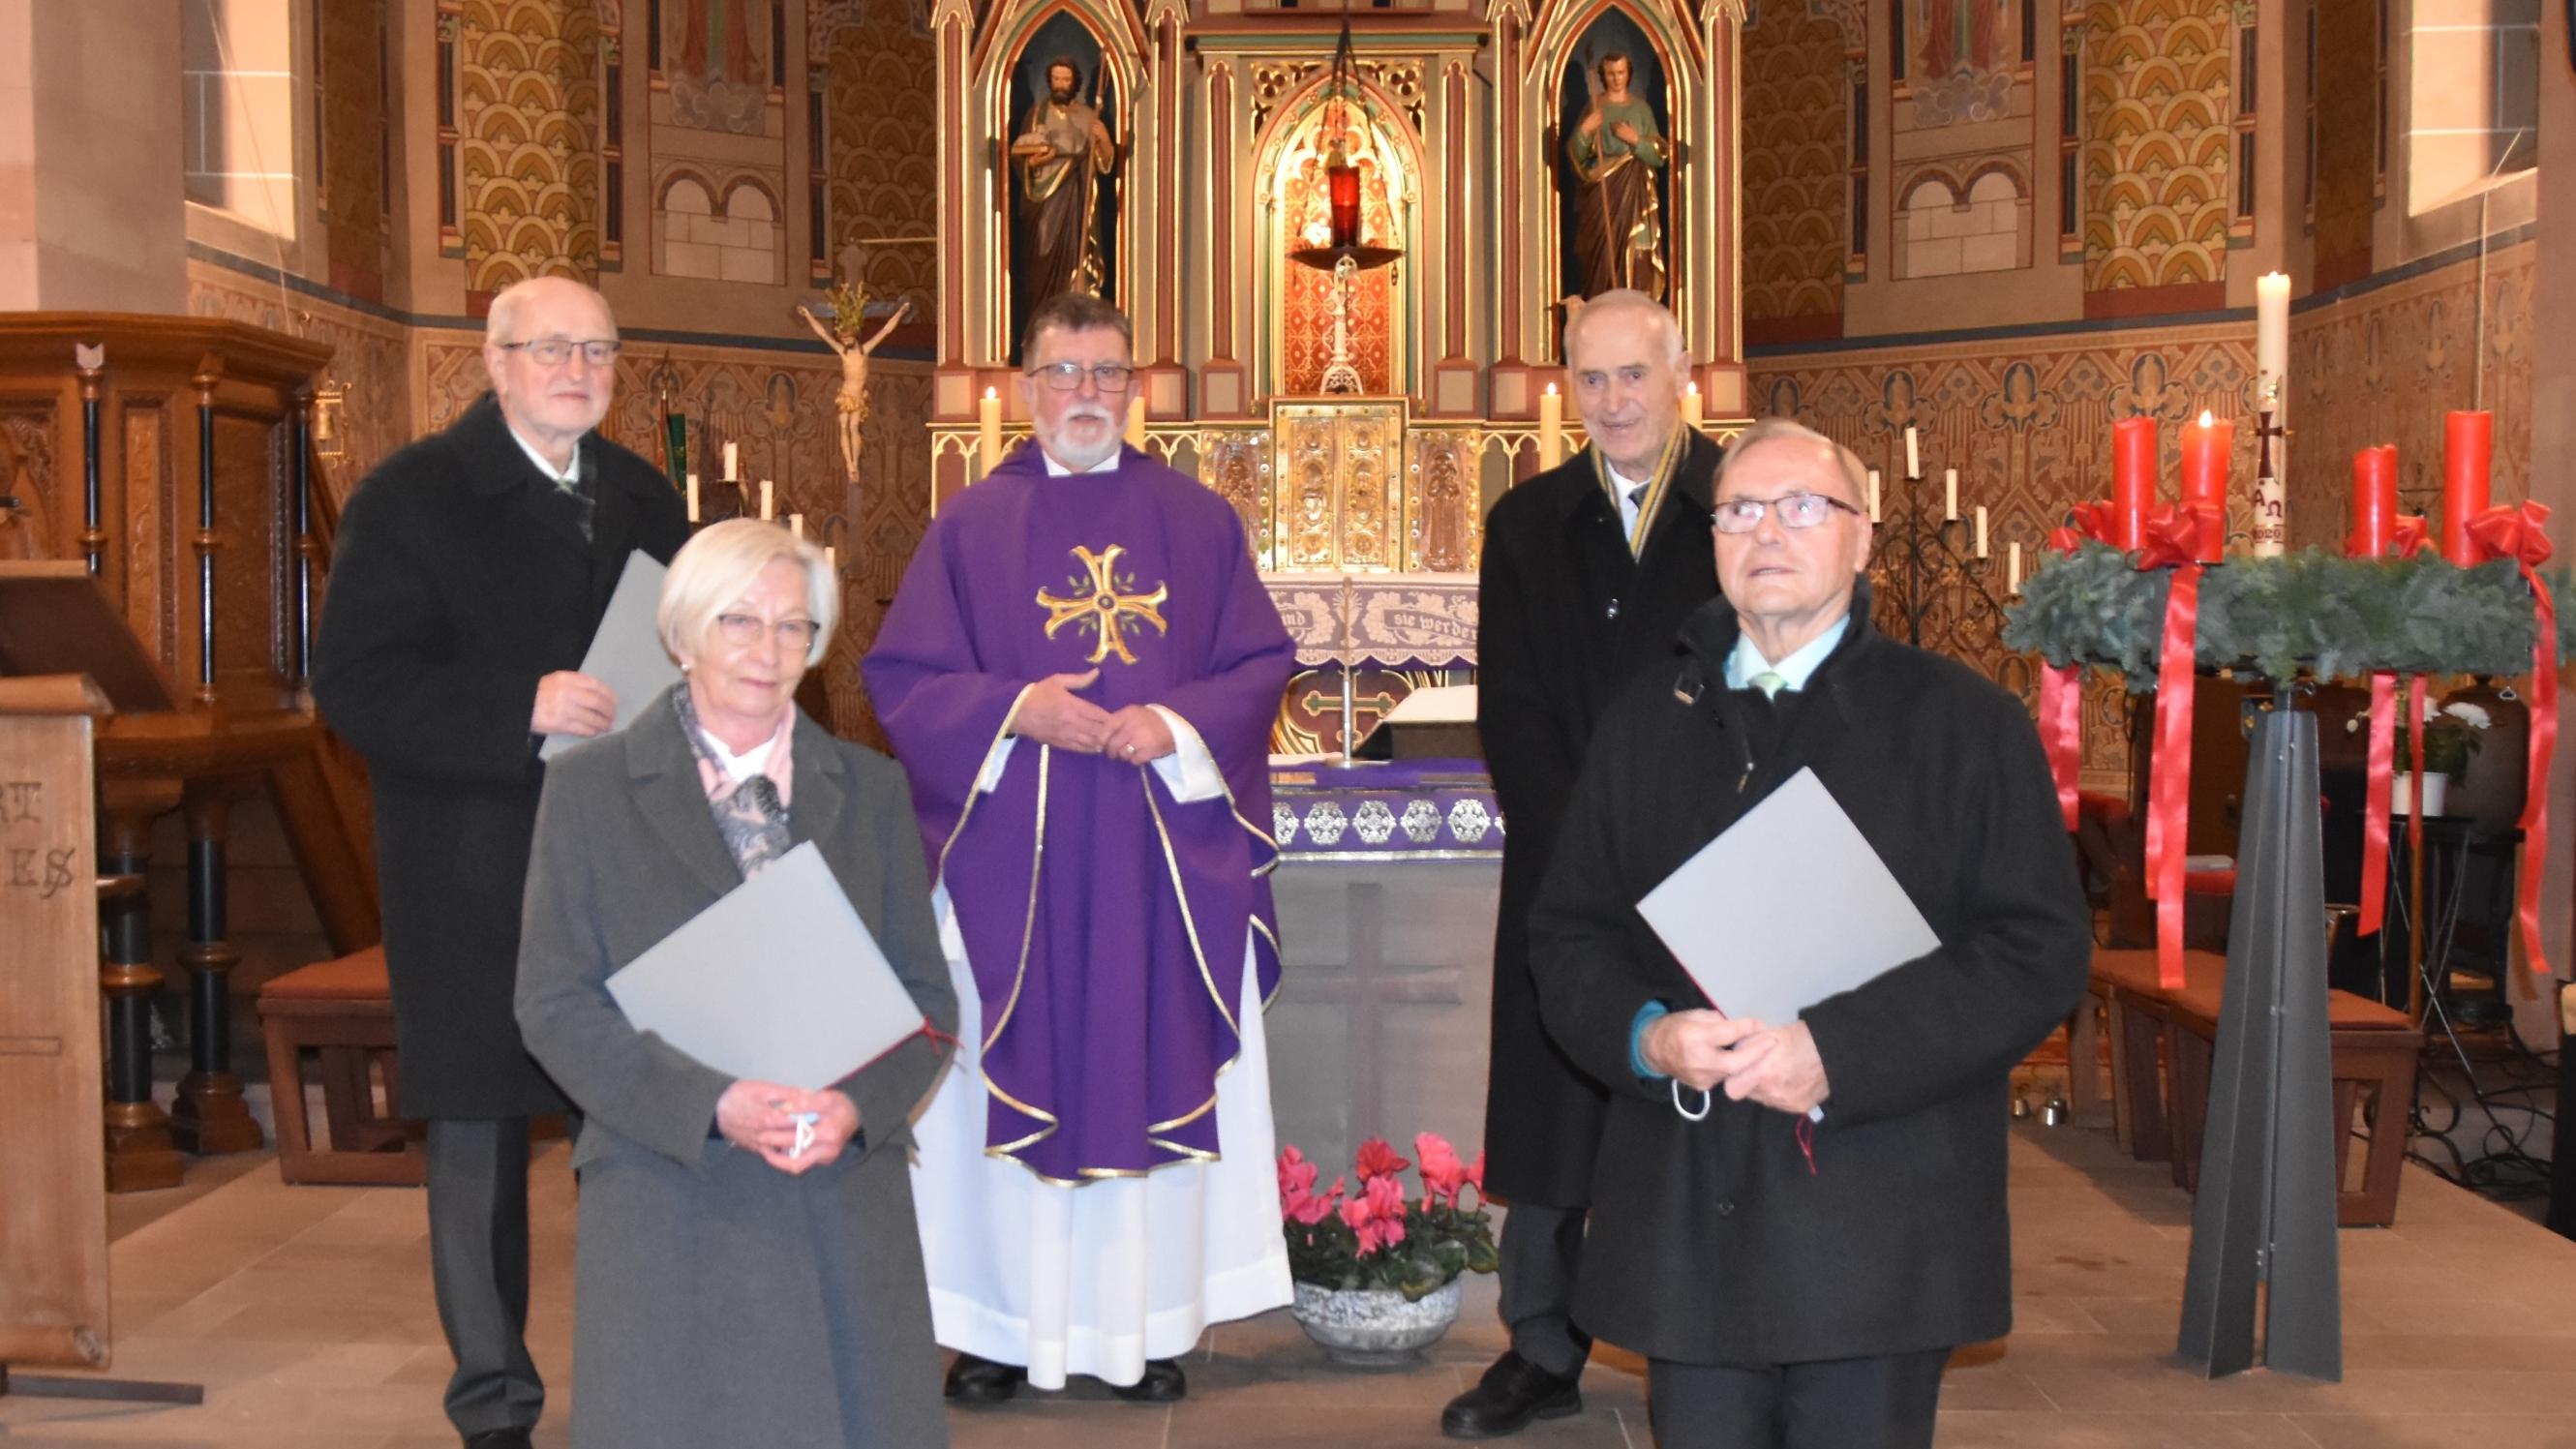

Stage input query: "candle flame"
[
  {"left": 1544, "top": 381, "right": 1558, "bottom": 396},
  {"left": 984, "top": 386, "right": 997, "bottom": 400},
  {"left": 1685, "top": 380, "right": 1699, "bottom": 396},
  {"left": 2197, "top": 409, "right": 2215, "bottom": 427}
]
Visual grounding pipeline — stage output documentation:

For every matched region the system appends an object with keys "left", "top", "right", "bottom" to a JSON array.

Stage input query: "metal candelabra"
[{"left": 1866, "top": 468, "right": 2010, "bottom": 656}]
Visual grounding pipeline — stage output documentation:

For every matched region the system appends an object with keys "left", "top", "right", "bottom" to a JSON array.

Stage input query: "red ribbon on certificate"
[{"left": 2467, "top": 500, "right": 2558, "bottom": 979}]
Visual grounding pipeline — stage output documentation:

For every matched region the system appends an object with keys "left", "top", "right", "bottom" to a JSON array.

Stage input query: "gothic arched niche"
[
  {"left": 1258, "top": 85, "right": 1415, "bottom": 397},
  {"left": 1555, "top": 5, "right": 1673, "bottom": 307},
  {"left": 1002, "top": 11, "right": 1122, "bottom": 360}
]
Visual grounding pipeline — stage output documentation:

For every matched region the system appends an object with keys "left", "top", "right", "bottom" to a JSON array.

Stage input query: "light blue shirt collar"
[{"left": 1724, "top": 613, "right": 1850, "bottom": 694}]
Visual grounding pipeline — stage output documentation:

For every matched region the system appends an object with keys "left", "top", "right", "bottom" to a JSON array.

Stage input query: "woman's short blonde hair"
[{"left": 656, "top": 518, "right": 838, "bottom": 667}]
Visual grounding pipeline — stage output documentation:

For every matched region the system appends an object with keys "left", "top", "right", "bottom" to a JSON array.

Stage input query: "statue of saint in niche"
[
  {"left": 1564, "top": 52, "right": 1668, "bottom": 301},
  {"left": 1011, "top": 55, "right": 1115, "bottom": 329}
]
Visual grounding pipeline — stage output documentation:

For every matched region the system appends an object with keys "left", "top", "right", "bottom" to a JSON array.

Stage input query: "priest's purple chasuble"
[{"left": 863, "top": 445, "right": 1291, "bottom": 1183}]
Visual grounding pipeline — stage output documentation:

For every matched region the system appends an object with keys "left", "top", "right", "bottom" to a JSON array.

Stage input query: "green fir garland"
[{"left": 2001, "top": 543, "right": 2576, "bottom": 688}]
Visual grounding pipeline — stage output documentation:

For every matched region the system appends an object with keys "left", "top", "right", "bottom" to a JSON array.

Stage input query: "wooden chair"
[
  {"left": 2093, "top": 948, "right": 2422, "bottom": 1226},
  {"left": 258, "top": 946, "right": 424, "bottom": 1187}
]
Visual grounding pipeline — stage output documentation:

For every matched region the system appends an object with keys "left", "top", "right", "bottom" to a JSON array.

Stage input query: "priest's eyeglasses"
[
  {"left": 1025, "top": 361, "right": 1136, "bottom": 392},
  {"left": 499, "top": 337, "right": 623, "bottom": 368},
  {"left": 1712, "top": 492, "right": 1864, "bottom": 534},
  {"left": 713, "top": 613, "right": 821, "bottom": 649}
]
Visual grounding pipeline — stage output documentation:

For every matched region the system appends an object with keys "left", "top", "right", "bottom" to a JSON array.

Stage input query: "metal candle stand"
[{"left": 1868, "top": 468, "right": 2009, "bottom": 655}]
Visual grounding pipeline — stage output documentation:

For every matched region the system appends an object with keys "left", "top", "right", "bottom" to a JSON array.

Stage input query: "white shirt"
[
  {"left": 1039, "top": 447, "right": 1120, "bottom": 477},
  {"left": 1725, "top": 613, "right": 1851, "bottom": 693},
  {"left": 505, "top": 423, "right": 584, "bottom": 489},
  {"left": 697, "top": 729, "right": 776, "bottom": 783},
  {"left": 1607, "top": 461, "right": 1652, "bottom": 538}
]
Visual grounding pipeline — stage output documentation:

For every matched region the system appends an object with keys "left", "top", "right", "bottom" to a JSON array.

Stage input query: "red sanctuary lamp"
[{"left": 1324, "top": 132, "right": 1361, "bottom": 248}]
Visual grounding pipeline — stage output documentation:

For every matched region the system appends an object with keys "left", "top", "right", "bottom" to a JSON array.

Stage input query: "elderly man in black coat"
[
  {"left": 1529, "top": 419, "right": 2090, "bottom": 1449},
  {"left": 311, "top": 276, "right": 689, "bottom": 1449},
  {"left": 1449, "top": 289, "right": 1719, "bottom": 1439}
]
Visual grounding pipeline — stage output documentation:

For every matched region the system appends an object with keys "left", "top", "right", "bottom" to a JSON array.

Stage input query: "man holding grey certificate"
[
  {"left": 1527, "top": 420, "right": 2089, "bottom": 1449},
  {"left": 516, "top": 520, "right": 956, "bottom": 1447}
]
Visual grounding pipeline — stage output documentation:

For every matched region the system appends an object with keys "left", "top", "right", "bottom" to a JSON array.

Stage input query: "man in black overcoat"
[
  {"left": 1445, "top": 290, "right": 1718, "bottom": 1439},
  {"left": 1528, "top": 419, "right": 2090, "bottom": 1449},
  {"left": 311, "top": 276, "right": 688, "bottom": 1449}
]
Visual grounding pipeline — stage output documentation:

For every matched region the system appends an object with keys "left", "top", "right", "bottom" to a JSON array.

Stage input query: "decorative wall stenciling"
[
  {"left": 185, "top": 262, "right": 414, "bottom": 509},
  {"left": 817, "top": 0, "right": 937, "bottom": 317},
  {"left": 1742, "top": 0, "right": 1849, "bottom": 334},
  {"left": 2080, "top": 0, "right": 2231, "bottom": 301},
  {"left": 2288, "top": 244, "right": 2533, "bottom": 552},
  {"left": 458, "top": 0, "right": 602, "bottom": 300}
]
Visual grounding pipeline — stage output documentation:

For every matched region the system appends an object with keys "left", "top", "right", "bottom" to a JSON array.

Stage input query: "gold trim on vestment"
[{"left": 936, "top": 683, "right": 1035, "bottom": 888}]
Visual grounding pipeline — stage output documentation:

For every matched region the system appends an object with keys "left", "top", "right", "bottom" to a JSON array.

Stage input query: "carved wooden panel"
[
  {"left": 123, "top": 402, "right": 171, "bottom": 669},
  {"left": 209, "top": 411, "right": 288, "bottom": 695},
  {"left": 0, "top": 408, "right": 58, "bottom": 563}
]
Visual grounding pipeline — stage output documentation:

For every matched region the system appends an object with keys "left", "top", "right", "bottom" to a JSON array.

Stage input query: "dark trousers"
[
  {"left": 1497, "top": 1201, "right": 1592, "bottom": 1377},
  {"left": 427, "top": 1117, "right": 543, "bottom": 1436},
  {"left": 1647, "top": 1348, "right": 1949, "bottom": 1449}
]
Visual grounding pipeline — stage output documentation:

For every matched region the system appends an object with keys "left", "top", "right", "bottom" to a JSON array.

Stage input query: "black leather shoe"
[
  {"left": 462, "top": 1431, "right": 533, "bottom": 1449},
  {"left": 1108, "top": 1358, "right": 1186, "bottom": 1403},
  {"left": 945, "top": 1351, "right": 1027, "bottom": 1404},
  {"left": 1440, "top": 1350, "right": 1581, "bottom": 1438}
]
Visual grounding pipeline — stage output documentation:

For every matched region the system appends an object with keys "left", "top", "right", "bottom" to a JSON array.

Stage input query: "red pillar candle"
[
  {"left": 2111, "top": 416, "right": 2158, "bottom": 551},
  {"left": 2440, "top": 410, "right": 2493, "bottom": 564},
  {"left": 2178, "top": 409, "right": 2231, "bottom": 562},
  {"left": 2348, "top": 444, "right": 2397, "bottom": 558},
  {"left": 1325, "top": 144, "right": 1362, "bottom": 248}
]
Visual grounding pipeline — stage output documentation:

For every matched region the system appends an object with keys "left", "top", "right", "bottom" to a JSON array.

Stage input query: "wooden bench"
[
  {"left": 2092, "top": 948, "right": 2422, "bottom": 1227},
  {"left": 257, "top": 946, "right": 425, "bottom": 1187}
]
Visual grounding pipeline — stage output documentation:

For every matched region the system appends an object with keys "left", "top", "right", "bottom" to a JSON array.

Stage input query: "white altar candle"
[
  {"left": 1904, "top": 427, "right": 1920, "bottom": 480},
  {"left": 979, "top": 387, "right": 1002, "bottom": 474},
  {"left": 1944, "top": 468, "right": 1958, "bottom": 521},
  {"left": 1125, "top": 393, "right": 1146, "bottom": 449},
  {"left": 1539, "top": 383, "right": 1563, "bottom": 470},
  {"left": 1866, "top": 468, "right": 1881, "bottom": 523},
  {"left": 1683, "top": 380, "right": 1703, "bottom": 428},
  {"left": 1974, "top": 505, "right": 1989, "bottom": 558},
  {"left": 825, "top": 544, "right": 836, "bottom": 572},
  {"left": 2008, "top": 541, "right": 2022, "bottom": 595},
  {"left": 759, "top": 480, "right": 774, "bottom": 521},
  {"left": 787, "top": 512, "right": 803, "bottom": 540},
  {"left": 2255, "top": 271, "right": 2291, "bottom": 560},
  {"left": 722, "top": 441, "right": 738, "bottom": 481},
  {"left": 684, "top": 473, "right": 699, "bottom": 523}
]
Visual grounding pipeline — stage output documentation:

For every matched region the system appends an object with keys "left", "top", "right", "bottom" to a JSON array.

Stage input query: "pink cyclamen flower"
[
  {"left": 1290, "top": 1174, "right": 1344, "bottom": 1226},
  {"left": 1465, "top": 1150, "right": 1486, "bottom": 1197},
  {"left": 1277, "top": 1145, "right": 1318, "bottom": 1202},
  {"left": 1363, "top": 1173, "right": 1409, "bottom": 1250},
  {"left": 1414, "top": 1132, "right": 1467, "bottom": 1207},
  {"left": 1353, "top": 1136, "right": 1410, "bottom": 1182}
]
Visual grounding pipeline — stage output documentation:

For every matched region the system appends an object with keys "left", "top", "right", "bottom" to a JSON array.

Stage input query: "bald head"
[
  {"left": 1562, "top": 289, "right": 1690, "bottom": 477},
  {"left": 481, "top": 276, "right": 621, "bottom": 470}
]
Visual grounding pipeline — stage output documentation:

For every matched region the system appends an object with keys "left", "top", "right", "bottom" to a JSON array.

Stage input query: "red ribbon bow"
[
  {"left": 2390, "top": 514, "right": 2433, "bottom": 558},
  {"left": 2137, "top": 504, "right": 2205, "bottom": 990},
  {"left": 2468, "top": 500, "right": 2558, "bottom": 979},
  {"left": 2038, "top": 504, "right": 2119, "bottom": 831}
]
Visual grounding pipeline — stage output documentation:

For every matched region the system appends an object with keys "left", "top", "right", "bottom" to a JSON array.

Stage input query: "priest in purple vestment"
[{"left": 862, "top": 293, "right": 1295, "bottom": 1404}]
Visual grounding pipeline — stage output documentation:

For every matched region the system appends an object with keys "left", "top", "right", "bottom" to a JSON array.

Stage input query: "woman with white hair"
[{"left": 515, "top": 518, "right": 955, "bottom": 1447}]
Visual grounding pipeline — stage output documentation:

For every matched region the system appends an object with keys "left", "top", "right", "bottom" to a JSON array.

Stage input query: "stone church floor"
[{"left": 5, "top": 1117, "right": 2574, "bottom": 1448}]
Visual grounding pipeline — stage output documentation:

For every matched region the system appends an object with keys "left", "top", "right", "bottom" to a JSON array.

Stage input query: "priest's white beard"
[{"left": 909, "top": 891, "right": 1292, "bottom": 1390}]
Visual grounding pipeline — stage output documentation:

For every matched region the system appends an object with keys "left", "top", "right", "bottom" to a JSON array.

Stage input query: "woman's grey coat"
[{"left": 516, "top": 691, "right": 956, "bottom": 1448}]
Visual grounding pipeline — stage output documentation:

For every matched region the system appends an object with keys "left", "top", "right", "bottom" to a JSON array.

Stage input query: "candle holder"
[{"left": 1867, "top": 468, "right": 2009, "bottom": 658}]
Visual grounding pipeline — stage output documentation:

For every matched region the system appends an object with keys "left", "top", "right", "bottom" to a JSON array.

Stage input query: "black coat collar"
[
  {"left": 1546, "top": 429, "right": 1722, "bottom": 525},
  {"left": 450, "top": 392, "right": 657, "bottom": 505},
  {"left": 1675, "top": 578, "right": 1879, "bottom": 736}
]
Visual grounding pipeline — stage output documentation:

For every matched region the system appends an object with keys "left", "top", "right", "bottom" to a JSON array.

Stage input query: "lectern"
[{"left": 0, "top": 674, "right": 197, "bottom": 1405}]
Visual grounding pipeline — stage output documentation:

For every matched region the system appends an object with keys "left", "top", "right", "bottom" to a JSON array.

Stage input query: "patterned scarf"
[{"left": 673, "top": 685, "right": 796, "bottom": 878}]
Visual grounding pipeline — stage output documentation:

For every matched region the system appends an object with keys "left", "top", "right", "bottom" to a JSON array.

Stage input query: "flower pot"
[
  {"left": 1289, "top": 1279, "right": 1463, "bottom": 1368},
  {"left": 2391, "top": 771, "right": 2450, "bottom": 816}
]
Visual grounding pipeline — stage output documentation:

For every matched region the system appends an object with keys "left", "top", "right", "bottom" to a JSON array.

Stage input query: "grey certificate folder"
[
  {"left": 605, "top": 842, "right": 924, "bottom": 1090},
  {"left": 541, "top": 551, "right": 680, "bottom": 760},
  {"left": 1635, "top": 768, "right": 1941, "bottom": 1025}
]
